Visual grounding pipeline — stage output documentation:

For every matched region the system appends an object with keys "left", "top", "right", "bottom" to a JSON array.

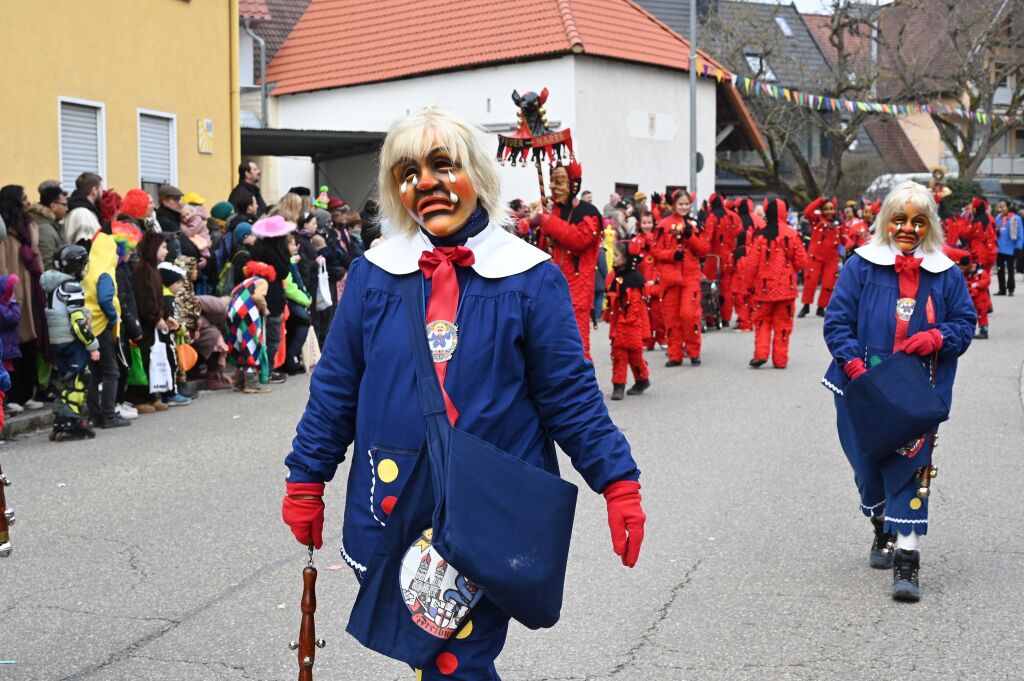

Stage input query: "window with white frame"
[
  {"left": 59, "top": 98, "right": 105, "bottom": 192},
  {"left": 745, "top": 53, "right": 777, "bottom": 82},
  {"left": 138, "top": 111, "right": 177, "bottom": 193}
]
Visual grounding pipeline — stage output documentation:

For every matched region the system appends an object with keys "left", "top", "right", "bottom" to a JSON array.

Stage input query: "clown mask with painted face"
[
  {"left": 393, "top": 148, "right": 479, "bottom": 238},
  {"left": 888, "top": 201, "right": 930, "bottom": 252},
  {"left": 549, "top": 166, "right": 571, "bottom": 206}
]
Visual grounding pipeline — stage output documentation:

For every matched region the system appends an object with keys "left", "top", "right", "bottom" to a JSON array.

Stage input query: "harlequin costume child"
[
  {"left": 653, "top": 190, "right": 709, "bottom": 366},
  {"left": 741, "top": 199, "right": 807, "bottom": 369},
  {"left": 281, "top": 108, "right": 645, "bottom": 680},
  {"left": 799, "top": 196, "right": 843, "bottom": 317},
  {"left": 226, "top": 261, "right": 275, "bottom": 393},
  {"left": 605, "top": 239, "right": 651, "bottom": 400},
  {"left": 537, "top": 163, "right": 603, "bottom": 361},
  {"left": 823, "top": 181, "right": 975, "bottom": 602},
  {"left": 703, "top": 194, "right": 743, "bottom": 325}
]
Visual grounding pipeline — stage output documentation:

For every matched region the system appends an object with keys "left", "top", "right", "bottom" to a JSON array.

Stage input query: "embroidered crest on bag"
[
  {"left": 426, "top": 320, "right": 459, "bottom": 363},
  {"left": 896, "top": 297, "right": 916, "bottom": 322},
  {"left": 400, "top": 528, "right": 481, "bottom": 638}
]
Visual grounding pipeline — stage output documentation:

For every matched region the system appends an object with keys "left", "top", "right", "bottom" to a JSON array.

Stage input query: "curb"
[{"left": 2, "top": 379, "right": 208, "bottom": 440}]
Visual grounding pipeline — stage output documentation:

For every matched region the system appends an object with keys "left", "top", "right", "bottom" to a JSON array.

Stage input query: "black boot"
[
  {"left": 975, "top": 327, "right": 989, "bottom": 339},
  {"left": 870, "top": 516, "right": 894, "bottom": 569},
  {"left": 626, "top": 379, "right": 650, "bottom": 395},
  {"left": 797, "top": 304, "right": 810, "bottom": 318},
  {"left": 611, "top": 384, "right": 625, "bottom": 401},
  {"left": 891, "top": 548, "right": 921, "bottom": 602},
  {"left": 665, "top": 359, "right": 683, "bottom": 367},
  {"left": 816, "top": 306, "right": 826, "bottom": 317},
  {"left": 749, "top": 358, "right": 767, "bottom": 368},
  {"left": 690, "top": 357, "right": 702, "bottom": 366}
]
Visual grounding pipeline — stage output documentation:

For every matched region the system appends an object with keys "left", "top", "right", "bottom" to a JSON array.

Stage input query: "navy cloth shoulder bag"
[
  {"left": 397, "top": 274, "right": 578, "bottom": 630},
  {"left": 844, "top": 272, "right": 950, "bottom": 460}
]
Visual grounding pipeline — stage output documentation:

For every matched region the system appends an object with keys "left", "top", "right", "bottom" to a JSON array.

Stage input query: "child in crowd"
[
  {"left": 0, "top": 274, "right": 22, "bottom": 417},
  {"left": 227, "top": 261, "right": 275, "bottom": 394},
  {"left": 83, "top": 231, "right": 128, "bottom": 428},
  {"left": 40, "top": 246, "right": 96, "bottom": 440},
  {"left": 157, "top": 262, "right": 192, "bottom": 406},
  {"left": 283, "top": 234, "right": 312, "bottom": 375},
  {"left": 731, "top": 244, "right": 753, "bottom": 331},
  {"left": 605, "top": 240, "right": 651, "bottom": 401}
]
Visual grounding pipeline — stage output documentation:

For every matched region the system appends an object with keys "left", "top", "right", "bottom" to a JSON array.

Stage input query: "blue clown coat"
[{"left": 285, "top": 223, "right": 640, "bottom": 576}]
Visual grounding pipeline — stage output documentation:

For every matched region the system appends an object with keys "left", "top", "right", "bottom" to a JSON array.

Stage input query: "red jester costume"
[
  {"left": 634, "top": 213, "right": 664, "bottom": 349},
  {"left": 538, "top": 163, "right": 602, "bottom": 360},
  {"left": 653, "top": 191, "right": 709, "bottom": 365},
  {"left": 741, "top": 198, "right": 807, "bottom": 368},
  {"left": 800, "top": 196, "right": 844, "bottom": 316},
  {"left": 605, "top": 239, "right": 651, "bottom": 400},
  {"left": 703, "top": 194, "right": 744, "bottom": 324}
]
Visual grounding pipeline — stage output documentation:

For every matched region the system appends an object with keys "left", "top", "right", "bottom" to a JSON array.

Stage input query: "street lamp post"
[{"left": 689, "top": 0, "right": 698, "bottom": 204}]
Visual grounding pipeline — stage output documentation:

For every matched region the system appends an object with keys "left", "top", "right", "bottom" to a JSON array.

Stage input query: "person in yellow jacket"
[{"left": 82, "top": 232, "right": 129, "bottom": 428}]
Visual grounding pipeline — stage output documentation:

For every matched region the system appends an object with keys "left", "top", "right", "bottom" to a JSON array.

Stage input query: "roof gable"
[
  {"left": 267, "top": 0, "right": 707, "bottom": 96},
  {"left": 239, "top": 0, "right": 271, "bottom": 21}
]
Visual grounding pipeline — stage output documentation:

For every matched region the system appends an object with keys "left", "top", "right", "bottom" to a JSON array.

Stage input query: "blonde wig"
[
  {"left": 271, "top": 193, "right": 303, "bottom": 224},
  {"left": 870, "top": 180, "right": 945, "bottom": 253},
  {"left": 378, "top": 107, "right": 507, "bottom": 236}
]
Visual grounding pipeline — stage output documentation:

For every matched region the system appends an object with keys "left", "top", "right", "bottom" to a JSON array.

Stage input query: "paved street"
[{"left": 2, "top": 283, "right": 1022, "bottom": 681}]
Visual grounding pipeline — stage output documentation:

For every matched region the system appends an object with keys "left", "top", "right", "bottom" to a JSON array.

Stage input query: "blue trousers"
[
  {"left": 834, "top": 394, "right": 932, "bottom": 536},
  {"left": 413, "top": 597, "right": 509, "bottom": 680}
]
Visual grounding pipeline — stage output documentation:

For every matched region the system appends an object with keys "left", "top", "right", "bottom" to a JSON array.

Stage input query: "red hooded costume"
[
  {"left": 605, "top": 240, "right": 651, "bottom": 386},
  {"left": 653, "top": 199, "right": 710, "bottom": 363},
  {"left": 703, "top": 194, "right": 744, "bottom": 323},
  {"left": 801, "top": 196, "right": 843, "bottom": 308}
]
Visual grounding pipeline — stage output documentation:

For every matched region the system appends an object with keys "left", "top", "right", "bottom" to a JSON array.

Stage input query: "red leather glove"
[
  {"left": 282, "top": 481, "right": 325, "bottom": 549},
  {"left": 603, "top": 480, "right": 646, "bottom": 568},
  {"left": 843, "top": 358, "right": 867, "bottom": 380},
  {"left": 900, "top": 328, "right": 943, "bottom": 356}
]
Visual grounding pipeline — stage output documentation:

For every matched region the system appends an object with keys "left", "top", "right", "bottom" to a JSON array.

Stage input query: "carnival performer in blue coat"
[
  {"left": 281, "top": 108, "right": 646, "bottom": 679},
  {"left": 823, "top": 180, "right": 975, "bottom": 602}
]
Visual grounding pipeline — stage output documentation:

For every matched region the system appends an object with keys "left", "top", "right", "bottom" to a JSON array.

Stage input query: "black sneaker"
[
  {"left": 975, "top": 328, "right": 989, "bottom": 339},
  {"left": 749, "top": 358, "right": 767, "bottom": 368},
  {"left": 269, "top": 371, "right": 288, "bottom": 384},
  {"left": 870, "top": 516, "right": 894, "bottom": 569},
  {"left": 665, "top": 360, "right": 683, "bottom": 367},
  {"left": 995, "top": 291, "right": 1007, "bottom": 296},
  {"left": 797, "top": 304, "right": 810, "bottom": 318},
  {"left": 816, "top": 307, "right": 826, "bottom": 317},
  {"left": 690, "top": 357, "right": 702, "bottom": 366},
  {"left": 721, "top": 320, "right": 731, "bottom": 328},
  {"left": 891, "top": 548, "right": 921, "bottom": 602},
  {"left": 626, "top": 379, "right": 650, "bottom": 395},
  {"left": 101, "top": 416, "right": 132, "bottom": 429},
  {"left": 610, "top": 384, "right": 625, "bottom": 401}
]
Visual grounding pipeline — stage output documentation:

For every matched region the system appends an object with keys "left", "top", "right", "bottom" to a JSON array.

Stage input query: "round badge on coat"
[
  {"left": 426, "top": 320, "right": 459, "bottom": 363},
  {"left": 896, "top": 297, "right": 916, "bottom": 322},
  {"left": 400, "top": 528, "right": 481, "bottom": 639}
]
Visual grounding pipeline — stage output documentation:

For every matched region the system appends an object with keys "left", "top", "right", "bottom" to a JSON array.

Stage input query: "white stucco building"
[{"left": 259, "top": 0, "right": 761, "bottom": 210}]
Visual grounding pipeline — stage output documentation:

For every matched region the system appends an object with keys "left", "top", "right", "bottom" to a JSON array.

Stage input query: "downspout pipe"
[
  {"left": 230, "top": 0, "right": 241, "bottom": 173},
  {"left": 243, "top": 17, "right": 268, "bottom": 128}
]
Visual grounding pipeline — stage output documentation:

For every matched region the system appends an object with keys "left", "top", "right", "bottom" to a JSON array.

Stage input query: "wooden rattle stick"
[{"left": 289, "top": 546, "right": 325, "bottom": 681}]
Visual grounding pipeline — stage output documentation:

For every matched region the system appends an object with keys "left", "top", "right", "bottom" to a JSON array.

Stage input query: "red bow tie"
[
  {"left": 894, "top": 253, "right": 922, "bottom": 273},
  {"left": 418, "top": 246, "right": 475, "bottom": 424}
]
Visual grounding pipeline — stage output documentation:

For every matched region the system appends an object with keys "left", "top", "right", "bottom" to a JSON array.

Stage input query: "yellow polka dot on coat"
[
  {"left": 455, "top": 620, "right": 473, "bottom": 639},
  {"left": 910, "top": 498, "right": 923, "bottom": 510},
  {"left": 378, "top": 459, "right": 399, "bottom": 483},
  {"left": 415, "top": 669, "right": 422, "bottom": 680}
]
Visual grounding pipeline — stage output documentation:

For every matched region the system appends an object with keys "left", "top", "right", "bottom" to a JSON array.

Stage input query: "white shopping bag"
[
  {"left": 148, "top": 330, "right": 174, "bottom": 393},
  {"left": 316, "top": 260, "right": 333, "bottom": 311}
]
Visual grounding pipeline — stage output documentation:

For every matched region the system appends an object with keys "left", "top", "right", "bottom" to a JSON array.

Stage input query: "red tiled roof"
[
  {"left": 239, "top": 0, "right": 271, "bottom": 21},
  {"left": 267, "top": 0, "right": 719, "bottom": 95}
]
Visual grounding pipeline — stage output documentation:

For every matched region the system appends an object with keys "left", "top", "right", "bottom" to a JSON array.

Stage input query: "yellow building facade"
[{"left": 0, "top": 0, "right": 240, "bottom": 202}]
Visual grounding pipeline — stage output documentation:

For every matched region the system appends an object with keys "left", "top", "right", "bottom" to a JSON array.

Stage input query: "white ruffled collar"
[
  {"left": 855, "top": 241, "right": 954, "bottom": 273},
  {"left": 363, "top": 222, "right": 550, "bottom": 278}
]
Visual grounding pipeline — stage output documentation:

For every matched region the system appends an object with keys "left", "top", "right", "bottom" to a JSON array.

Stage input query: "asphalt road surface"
[{"left": 2, "top": 282, "right": 1022, "bottom": 681}]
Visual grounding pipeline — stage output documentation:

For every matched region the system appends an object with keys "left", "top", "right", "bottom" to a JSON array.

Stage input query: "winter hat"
[
  {"left": 327, "top": 197, "right": 346, "bottom": 212},
  {"left": 182, "top": 191, "right": 206, "bottom": 206},
  {"left": 0, "top": 273, "right": 19, "bottom": 303},
  {"left": 233, "top": 221, "right": 254, "bottom": 244},
  {"left": 121, "top": 189, "right": 152, "bottom": 220},
  {"left": 633, "top": 191, "right": 647, "bottom": 202},
  {"left": 158, "top": 261, "right": 186, "bottom": 287},
  {"left": 210, "top": 201, "right": 233, "bottom": 221},
  {"left": 252, "top": 215, "right": 295, "bottom": 238}
]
